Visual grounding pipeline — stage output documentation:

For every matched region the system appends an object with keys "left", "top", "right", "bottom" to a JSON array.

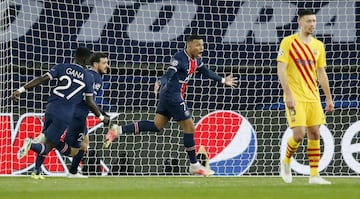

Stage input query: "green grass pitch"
[{"left": 0, "top": 176, "right": 359, "bottom": 199}]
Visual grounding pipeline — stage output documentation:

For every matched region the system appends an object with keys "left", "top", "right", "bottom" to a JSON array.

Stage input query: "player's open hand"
[
  {"left": 154, "top": 80, "right": 161, "bottom": 98},
  {"left": 224, "top": 74, "right": 238, "bottom": 88},
  {"left": 11, "top": 90, "right": 21, "bottom": 102}
]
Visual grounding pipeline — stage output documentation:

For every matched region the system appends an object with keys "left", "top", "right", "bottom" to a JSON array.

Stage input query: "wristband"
[
  {"left": 17, "top": 87, "right": 26, "bottom": 93},
  {"left": 221, "top": 78, "right": 225, "bottom": 84},
  {"left": 99, "top": 114, "right": 105, "bottom": 121}
]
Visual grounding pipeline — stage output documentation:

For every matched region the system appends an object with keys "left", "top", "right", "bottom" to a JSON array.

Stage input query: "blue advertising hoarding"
[{"left": 2, "top": 0, "right": 359, "bottom": 66}]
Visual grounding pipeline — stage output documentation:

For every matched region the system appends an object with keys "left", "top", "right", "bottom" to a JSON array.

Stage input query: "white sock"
[{"left": 190, "top": 162, "right": 201, "bottom": 167}]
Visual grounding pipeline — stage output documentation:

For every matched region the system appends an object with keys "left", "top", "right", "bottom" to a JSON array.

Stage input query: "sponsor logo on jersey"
[
  {"left": 171, "top": 60, "right": 178, "bottom": 66},
  {"left": 278, "top": 49, "right": 284, "bottom": 57}
]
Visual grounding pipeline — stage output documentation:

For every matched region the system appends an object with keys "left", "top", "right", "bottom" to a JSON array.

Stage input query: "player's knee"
[
  {"left": 183, "top": 125, "right": 195, "bottom": 133},
  {"left": 293, "top": 134, "right": 305, "bottom": 142},
  {"left": 154, "top": 122, "right": 165, "bottom": 133},
  {"left": 80, "top": 142, "right": 88, "bottom": 151},
  {"left": 188, "top": 126, "right": 195, "bottom": 133},
  {"left": 69, "top": 147, "right": 80, "bottom": 157},
  {"left": 154, "top": 114, "right": 169, "bottom": 132}
]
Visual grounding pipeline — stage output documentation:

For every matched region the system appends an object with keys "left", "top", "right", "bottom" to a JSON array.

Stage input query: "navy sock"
[
  {"left": 69, "top": 150, "right": 84, "bottom": 174},
  {"left": 33, "top": 144, "right": 51, "bottom": 174},
  {"left": 183, "top": 133, "right": 197, "bottom": 164},
  {"left": 122, "top": 120, "right": 159, "bottom": 134},
  {"left": 34, "top": 155, "right": 45, "bottom": 175},
  {"left": 30, "top": 143, "right": 45, "bottom": 154}
]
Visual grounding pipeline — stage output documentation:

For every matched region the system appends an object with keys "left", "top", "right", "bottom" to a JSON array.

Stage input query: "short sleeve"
[
  {"left": 84, "top": 72, "right": 94, "bottom": 97},
  {"left": 277, "top": 37, "right": 290, "bottom": 64},
  {"left": 317, "top": 42, "right": 326, "bottom": 68},
  {"left": 46, "top": 64, "right": 61, "bottom": 80},
  {"left": 169, "top": 53, "right": 181, "bottom": 72}
]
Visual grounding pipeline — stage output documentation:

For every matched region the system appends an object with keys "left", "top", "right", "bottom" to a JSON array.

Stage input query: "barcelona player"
[{"left": 277, "top": 9, "right": 334, "bottom": 184}]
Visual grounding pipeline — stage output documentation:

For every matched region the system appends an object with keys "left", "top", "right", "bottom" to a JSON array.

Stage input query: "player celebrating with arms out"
[
  {"left": 277, "top": 9, "right": 334, "bottom": 184},
  {"left": 104, "top": 34, "right": 238, "bottom": 176}
]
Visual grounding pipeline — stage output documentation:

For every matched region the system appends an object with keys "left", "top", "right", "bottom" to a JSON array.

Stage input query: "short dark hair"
[
  {"left": 298, "top": 9, "right": 315, "bottom": 18},
  {"left": 186, "top": 35, "right": 203, "bottom": 43},
  {"left": 89, "top": 52, "right": 107, "bottom": 65},
  {"left": 74, "top": 47, "right": 92, "bottom": 67}
]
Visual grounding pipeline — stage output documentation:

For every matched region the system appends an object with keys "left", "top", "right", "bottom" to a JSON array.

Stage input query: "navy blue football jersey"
[
  {"left": 63, "top": 68, "right": 103, "bottom": 145},
  {"left": 42, "top": 63, "right": 94, "bottom": 145},
  {"left": 75, "top": 68, "right": 103, "bottom": 116},
  {"left": 46, "top": 63, "right": 94, "bottom": 107},
  {"left": 160, "top": 50, "right": 203, "bottom": 98}
]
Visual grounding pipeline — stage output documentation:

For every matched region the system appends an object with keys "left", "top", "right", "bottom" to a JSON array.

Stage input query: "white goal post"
[{"left": 0, "top": 0, "right": 359, "bottom": 176}]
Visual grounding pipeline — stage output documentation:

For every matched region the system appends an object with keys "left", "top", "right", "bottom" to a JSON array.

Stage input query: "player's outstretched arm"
[
  {"left": 11, "top": 74, "right": 51, "bottom": 102},
  {"left": 198, "top": 65, "right": 238, "bottom": 87}
]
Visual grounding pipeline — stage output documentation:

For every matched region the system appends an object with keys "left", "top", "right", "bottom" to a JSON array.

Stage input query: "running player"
[
  {"left": 12, "top": 47, "right": 109, "bottom": 179},
  {"left": 104, "top": 35, "right": 238, "bottom": 176}
]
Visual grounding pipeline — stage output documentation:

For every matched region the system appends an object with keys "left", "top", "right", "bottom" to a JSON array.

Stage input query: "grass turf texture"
[{"left": 0, "top": 177, "right": 359, "bottom": 199}]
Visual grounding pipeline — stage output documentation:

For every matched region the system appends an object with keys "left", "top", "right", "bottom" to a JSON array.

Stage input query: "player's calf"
[{"left": 33, "top": 133, "right": 46, "bottom": 143}]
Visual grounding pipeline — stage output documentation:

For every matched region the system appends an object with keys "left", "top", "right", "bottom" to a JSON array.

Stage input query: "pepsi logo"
[{"left": 194, "top": 110, "right": 257, "bottom": 176}]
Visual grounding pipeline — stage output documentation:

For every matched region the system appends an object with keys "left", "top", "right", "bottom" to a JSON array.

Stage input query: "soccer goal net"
[{"left": 0, "top": 0, "right": 359, "bottom": 176}]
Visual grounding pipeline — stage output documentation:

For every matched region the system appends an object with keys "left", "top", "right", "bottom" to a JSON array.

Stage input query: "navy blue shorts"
[
  {"left": 43, "top": 103, "right": 73, "bottom": 146},
  {"left": 64, "top": 113, "right": 88, "bottom": 148},
  {"left": 156, "top": 94, "right": 191, "bottom": 121}
]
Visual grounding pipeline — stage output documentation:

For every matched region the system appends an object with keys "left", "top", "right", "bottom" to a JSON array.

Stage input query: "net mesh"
[{"left": 0, "top": 0, "right": 359, "bottom": 176}]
